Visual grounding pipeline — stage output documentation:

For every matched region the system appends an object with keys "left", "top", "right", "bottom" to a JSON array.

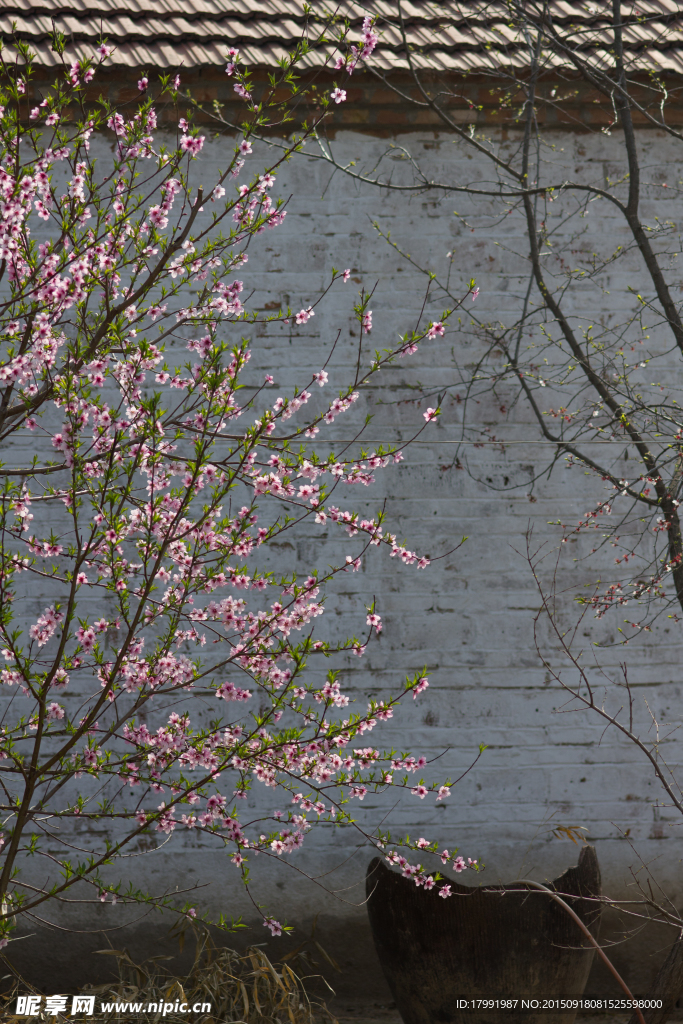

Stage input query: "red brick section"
[{"left": 27, "top": 65, "right": 683, "bottom": 134}]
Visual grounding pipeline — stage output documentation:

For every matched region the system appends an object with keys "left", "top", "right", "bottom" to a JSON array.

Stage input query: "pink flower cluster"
[
  {"left": 384, "top": 847, "right": 477, "bottom": 897},
  {"left": 29, "top": 606, "right": 64, "bottom": 647},
  {"left": 335, "top": 16, "right": 379, "bottom": 74}
]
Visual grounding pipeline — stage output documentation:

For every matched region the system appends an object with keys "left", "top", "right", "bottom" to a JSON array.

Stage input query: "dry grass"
[{"left": 1, "top": 928, "right": 340, "bottom": 1024}]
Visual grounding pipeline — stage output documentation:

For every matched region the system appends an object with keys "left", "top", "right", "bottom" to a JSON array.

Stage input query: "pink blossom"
[
  {"left": 453, "top": 855, "right": 467, "bottom": 873},
  {"left": 295, "top": 307, "right": 314, "bottom": 325},
  {"left": 423, "top": 407, "right": 439, "bottom": 422},
  {"left": 413, "top": 677, "right": 429, "bottom": 698},
  {"left": 207, "top": 793, "right": 227, "bottom": 816},
  {"left": 411, "top": 785, "right": 428, "bottom": 799},
  {"left": 138, "top": 76, "right": 149, "bottom": 92},
  {"left": 343, "top": 268, "right": 351, "bottom": 282},
  {"left": 331, "top": 88, "right": 347, "bottom": 104},
  {"left": 361, "top": 16, "right": 379, "bottom": 58},
  {"left": 29, "top": 606, "right": 64, "bottom": 647},
  {"left": 439, "top": 885, "right": 453, "bottom": 898},
  {"left": 51, "top": 669, "right": 69, "bottom": 692},
  {"left": 180, "top": 135, "right": 205, "bottom": 156},
  {"left": 107, "top": 113, "right": 125, "bottom": 137},
  {"left": 148, "top": 206, "right": 168, "bottom": 229},
  {"left": 76, "top": 626, "right": 96, "bottom": 652},
  {"left": 47, "top": 702, "right": 64, "bottom": 720},
  {"left": 216, "top": 681, "right": 251, "bottom": 702},
  {"left": 472, "top": 286, "right": 480, "bottom": 301},
  {"left": 427, "top": 321, "right": 445, "bottom": 339}
]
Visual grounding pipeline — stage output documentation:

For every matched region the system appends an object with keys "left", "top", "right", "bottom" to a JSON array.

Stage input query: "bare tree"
[
  {"left": 312, "top": 0, "right": 683, "bottom": 628},
  {"left": 528, "top": 528, "right": 683, "bottom": 1024},
  {"left": 306, "top": 2, "right": 683, "bottom": 1018}
]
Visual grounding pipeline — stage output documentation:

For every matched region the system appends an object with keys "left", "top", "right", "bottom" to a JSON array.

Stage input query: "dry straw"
[{"left": 1, "top": 925, "right": 341, "bottom": 1024}]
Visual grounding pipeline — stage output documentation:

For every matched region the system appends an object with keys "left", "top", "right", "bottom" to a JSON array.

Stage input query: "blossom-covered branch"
[{"left": 0, "top": 30, "right": 476, "bottom": 947}]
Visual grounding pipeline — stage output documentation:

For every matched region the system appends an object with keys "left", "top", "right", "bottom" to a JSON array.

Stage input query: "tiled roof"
[{"left": 5, "top": 1, "right": 683, "bottom": 74}]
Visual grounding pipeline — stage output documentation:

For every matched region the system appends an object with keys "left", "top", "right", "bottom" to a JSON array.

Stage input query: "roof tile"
[{"left": 4, "top": 1, "right": 682, "bottom": 72}]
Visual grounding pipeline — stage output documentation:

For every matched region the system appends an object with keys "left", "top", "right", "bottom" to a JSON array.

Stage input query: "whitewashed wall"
[{"left": 9, "top": 126, "right": 683, "bottom": 998}]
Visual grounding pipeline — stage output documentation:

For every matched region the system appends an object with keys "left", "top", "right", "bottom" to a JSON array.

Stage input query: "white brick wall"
[{"left": 7, "top": 126, "right": 683, "bottom": 995}]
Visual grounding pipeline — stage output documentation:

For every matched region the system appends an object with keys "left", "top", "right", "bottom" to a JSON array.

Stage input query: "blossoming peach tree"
[{"left": 0, "top": 29, "right": 480, "bottom": 950}]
